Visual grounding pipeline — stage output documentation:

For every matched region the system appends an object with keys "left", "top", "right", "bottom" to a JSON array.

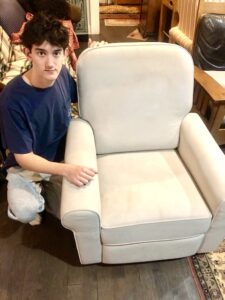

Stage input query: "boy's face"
[{"left": 25, "top": 41, "right": 67, "bottom": 87}]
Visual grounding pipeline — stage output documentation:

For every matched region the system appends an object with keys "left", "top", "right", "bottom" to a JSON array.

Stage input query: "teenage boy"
[{"left": 0, "top": 13, "right": 97, "bottom": 225}]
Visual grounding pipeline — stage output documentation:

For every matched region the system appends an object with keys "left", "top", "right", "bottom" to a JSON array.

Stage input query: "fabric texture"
[
  {"left": 61, "top": 43, "right": 225, "bottom": 264},
  {"left": 98, "top": 150, "right": 211, "bottom": 245},
  {"left": 7, "top": 167, "right": 46, "bottom": 223},
  {"left": 7, "top": 166, "right": 63, "bottom": 223},
  {"left": 0, "top": 26, "right": 13, "bottom": 80},
  {"left": 178, "top": 113, "right": 225, "bottom": 253},
  {"left": 61, "top": 118, "right": 101, "bottom": 264},
  {"left": 0, "top": 25, "right": 31, "bottom": 84},
  {"left": 77, "top": 43, "right": 194, "bottom": 154},
  {"left": 102, "top": 236, "right": 204, "bottom": 264}
]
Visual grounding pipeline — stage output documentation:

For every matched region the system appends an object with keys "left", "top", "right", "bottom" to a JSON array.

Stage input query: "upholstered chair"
[
  {"left": 61, "top": 43, "right": 225, "bottom": 264},
  {"left": 169, "top": 0, "right": 225, "bottom": 53}
]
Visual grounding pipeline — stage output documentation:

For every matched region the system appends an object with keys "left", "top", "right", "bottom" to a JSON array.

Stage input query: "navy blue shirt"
[{"left": 0, "top": 65, "right": 77, "bottom": 168}]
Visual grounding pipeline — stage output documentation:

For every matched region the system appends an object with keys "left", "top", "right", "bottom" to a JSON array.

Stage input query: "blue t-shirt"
[{"left": 0, "top": 65, "right": 77, "bottom": 168}]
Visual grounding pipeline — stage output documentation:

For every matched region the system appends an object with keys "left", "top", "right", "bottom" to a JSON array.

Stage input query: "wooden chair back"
[{"left": 169, "top": 0, "right": 225, "bottom": 53}]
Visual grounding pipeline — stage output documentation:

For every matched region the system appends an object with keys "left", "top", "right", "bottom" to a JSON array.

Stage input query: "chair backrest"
[
  {"left": 169, "top": 0, "right": 225, "bottom": 52},
  {"left": 176, "top": 0, "right": 199, "bottom": 40},
  {"left": 77, "top": 43, "right": 194, "bottom": 155}
]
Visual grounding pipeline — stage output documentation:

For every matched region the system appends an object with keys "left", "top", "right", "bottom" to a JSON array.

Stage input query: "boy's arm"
[{"left": 15, "top": 152, "right": 97, "bottom": 187}]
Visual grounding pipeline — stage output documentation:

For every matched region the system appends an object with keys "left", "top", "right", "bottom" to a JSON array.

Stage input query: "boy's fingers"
[{"left": 83, "top": 168, "right": 97, "bottom": 175}]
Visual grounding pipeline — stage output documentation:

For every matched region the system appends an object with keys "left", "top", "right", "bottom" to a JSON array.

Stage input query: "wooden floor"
[
  {"left": 0, "top": 21, "right": 200, "bottom": 300},
  {"left": 77, "top": 19, "right": 156, "bottom": 55},
  {"left": 0, "top": 179, "right": 199, "bottom": 300}
]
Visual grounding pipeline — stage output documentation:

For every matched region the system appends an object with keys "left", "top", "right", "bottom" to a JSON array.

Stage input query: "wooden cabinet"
[
  {"left": 69, "top": 0, "right": 88, "bottom": 36},
  {"left": 158, "top": 0, "right": 177, "bottom": 42},
  {"left": 113, "top": 0, "right": 141, "bottom": 4},
  {"left": 139, "top": 0, "right": 161, "bottom": 38}
]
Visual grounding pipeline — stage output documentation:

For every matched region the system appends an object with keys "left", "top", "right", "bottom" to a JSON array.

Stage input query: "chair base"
[{"left": 102, "top": 234, "right": 204, "bottom": 264}]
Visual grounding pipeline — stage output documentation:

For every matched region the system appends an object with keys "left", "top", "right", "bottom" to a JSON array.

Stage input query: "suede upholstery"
[{"left": 61, "top": 43, "right": 225, "bottom": 264}]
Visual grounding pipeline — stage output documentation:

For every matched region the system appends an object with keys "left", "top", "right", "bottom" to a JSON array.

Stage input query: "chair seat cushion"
[{"left": 98, "top": 150, "right": 212, "bottom": 245}]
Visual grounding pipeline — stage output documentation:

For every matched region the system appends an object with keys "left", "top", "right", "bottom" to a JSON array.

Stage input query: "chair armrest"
[
  {"left": 178, "top": 113, "right": 225, "bottom": 252},
  {"left": 194, "top": 66, "right": 225, "bottom": 102},
  {"left": 178, "top": 112, "right": 225, "bottom": 214},
  {"left": 61, "top": 118, "right": 101, "bottom": 264}
]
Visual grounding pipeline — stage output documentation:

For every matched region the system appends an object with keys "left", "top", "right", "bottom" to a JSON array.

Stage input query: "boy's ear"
[
  {"left": 23, "top": 47, "right": 32, "bottom": 60},
  {"left": 64, "top": 47, "right": 69, "bottom": 57}
]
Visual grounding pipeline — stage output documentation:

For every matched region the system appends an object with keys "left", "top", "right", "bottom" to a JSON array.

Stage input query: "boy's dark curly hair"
[{"left": 21, "top": 13, "right": 69, "bottom": 50}]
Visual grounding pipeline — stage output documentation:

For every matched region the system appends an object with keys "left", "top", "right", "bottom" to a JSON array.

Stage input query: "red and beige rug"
[
  {"left": 100, "top": 5, "right": 140, "bottom": 15},
  {"left": 188, "top": 241, "right": 225, "bottom": 299},
  {"left": 104, "top": 18, "right": 139, "bottom": 26}
]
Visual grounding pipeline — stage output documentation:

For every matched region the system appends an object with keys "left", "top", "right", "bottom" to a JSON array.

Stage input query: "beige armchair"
[
  {"left": 61, "top": 43, "right": 225, "bottom": 265},
  {"left": 169, "top": 0, "right": 225, "bottom": 53}
]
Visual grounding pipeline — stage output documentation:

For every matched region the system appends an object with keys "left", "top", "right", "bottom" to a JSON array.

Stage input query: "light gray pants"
[{"left": 6, "top": 167, "right": 62, "bottom": 223}]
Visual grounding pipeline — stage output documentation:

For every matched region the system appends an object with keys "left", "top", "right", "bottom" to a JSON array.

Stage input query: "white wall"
[{"left": 87, "top": 0, "right": 100, "bottom": 34}]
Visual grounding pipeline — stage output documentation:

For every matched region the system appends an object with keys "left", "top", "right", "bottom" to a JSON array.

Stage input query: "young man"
[{"left": 0, "top": 13, "right": 97, "bottom": 225}]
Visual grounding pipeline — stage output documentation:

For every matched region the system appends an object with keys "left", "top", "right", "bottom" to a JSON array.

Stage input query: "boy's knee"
[
  {"left": 7, "top": 174, "right": 45, "bottom": 223},
  {"left": 8, "top": 204, "right": 40, "bottom": 223}
]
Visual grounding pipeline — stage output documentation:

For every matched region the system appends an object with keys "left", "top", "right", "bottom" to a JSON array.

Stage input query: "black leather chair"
[{"left": 193, "top": 13, "right": 225, "bottom": 145}]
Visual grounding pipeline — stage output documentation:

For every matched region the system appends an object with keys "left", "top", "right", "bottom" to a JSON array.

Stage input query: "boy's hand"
[
  {"left": 88, "top": 38, "right": 108, "bottom": 48},
  {"left": 64, "top": 164, "right": 97, "bottom": 187}
]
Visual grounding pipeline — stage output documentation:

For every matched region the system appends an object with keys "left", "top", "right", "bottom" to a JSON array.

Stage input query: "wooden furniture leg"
[{"left": 193, "top": 66, "right": 225, "bottom": 145}]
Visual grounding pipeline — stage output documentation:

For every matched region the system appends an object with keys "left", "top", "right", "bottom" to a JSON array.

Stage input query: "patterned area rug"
[
  {"left": 188, "top": 240, "right": 225, "bottom": 299},
  {"left": 100, "top": 5, "right": 140, "bottom": 14},
  {"left": 104, "top": 18, "right": 140, "bottom": 26}
]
